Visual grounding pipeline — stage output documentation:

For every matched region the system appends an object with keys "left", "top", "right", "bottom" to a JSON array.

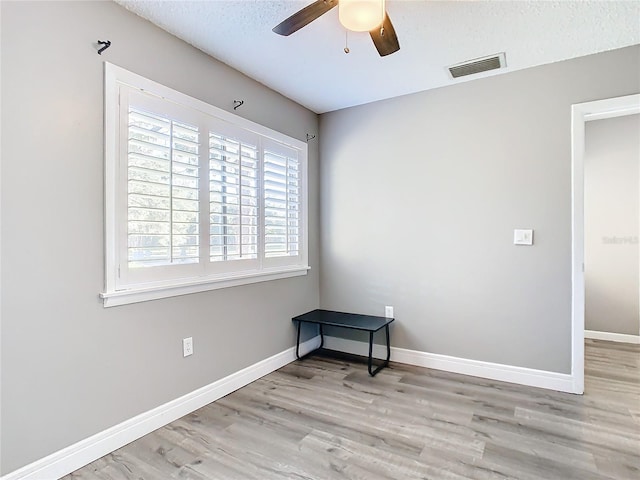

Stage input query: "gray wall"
[
  {"left": 319, "top": 45, "right": 640, "bottom": 373},
  {"left": 585, "top": 114, "right": 640, "bottom": 336},
  {"left": 0, "top": 1, "right": 319, "bottom": 474}
]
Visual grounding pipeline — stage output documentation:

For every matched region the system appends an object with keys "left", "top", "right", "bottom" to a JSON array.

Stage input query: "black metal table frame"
[{"left": 294, "top": 315, "right": 392, "bottom": 377}]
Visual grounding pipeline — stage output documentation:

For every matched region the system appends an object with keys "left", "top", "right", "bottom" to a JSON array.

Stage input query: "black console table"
[{"left": 292, "top": 309, "right": 394, "bottom": 376}]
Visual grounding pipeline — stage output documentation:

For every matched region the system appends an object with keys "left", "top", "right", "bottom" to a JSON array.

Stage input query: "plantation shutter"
[
  {"left": 127, "top": 106, "right": 201, "bottom": 269},
  {"left": 263, "top": 143, "right": 301, "bottom": 260},
  {"left": 208, "top": 132, "right": 259, "bottom": 263}
]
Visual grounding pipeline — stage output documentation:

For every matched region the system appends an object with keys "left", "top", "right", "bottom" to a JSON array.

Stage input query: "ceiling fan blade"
[
  {"left": 370, "top": 12, "right": 400, "bottom": 57},
  {"left": 273, "top": 0, "right": 338, "bottom": 36}
]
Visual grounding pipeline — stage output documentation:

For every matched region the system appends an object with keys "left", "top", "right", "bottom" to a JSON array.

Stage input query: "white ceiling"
[{"left": 115, "top": 0, "right": 639, "bottom": 114}]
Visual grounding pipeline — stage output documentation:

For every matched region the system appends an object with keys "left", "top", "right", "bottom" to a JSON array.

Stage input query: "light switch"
[{"left": 514, "top": 229, "right": 533, "bottom": 245}]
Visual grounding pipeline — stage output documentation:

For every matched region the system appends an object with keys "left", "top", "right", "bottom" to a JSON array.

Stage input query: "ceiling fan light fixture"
[{"left": 339, "top": 0, "right": 385, "bottom": 32}]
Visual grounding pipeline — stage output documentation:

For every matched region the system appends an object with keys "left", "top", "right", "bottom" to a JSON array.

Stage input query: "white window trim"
[{"left": 101, "top": 63, "right": 309, "bottom": 307}]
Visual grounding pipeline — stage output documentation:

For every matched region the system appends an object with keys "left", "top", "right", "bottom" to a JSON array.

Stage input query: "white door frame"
[{"left": 571, "top": 93, "right": 640, "bottom": 394}]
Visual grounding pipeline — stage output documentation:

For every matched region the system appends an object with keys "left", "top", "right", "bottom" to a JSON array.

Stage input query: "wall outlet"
[
  {"left": 183, "top": 337, "right": 193, "bottom": 357},
  {"left": 385, "top": 305, "right": 394, "bottom": 318}
]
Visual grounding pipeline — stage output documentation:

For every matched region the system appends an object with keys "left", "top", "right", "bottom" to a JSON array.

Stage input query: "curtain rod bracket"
[
  {"left": 233, "top": 100, "right": 244, "bottom": 110},
  {"left": 97, "top": 40, "right": 111, "bottom": 55},
  {"left": 306, "top": 134, "right": 316, "bottom": 142}
]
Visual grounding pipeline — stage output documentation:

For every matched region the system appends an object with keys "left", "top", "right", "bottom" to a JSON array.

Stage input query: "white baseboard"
[
  {"left": 1, "top": 337, "right": 320, "bottom": 480},
  {"left": 585, "top": 329, "right": 640, "bottom": 344},
  {"left": 322, "top": 336, "right": 576, "bottom": 393}
]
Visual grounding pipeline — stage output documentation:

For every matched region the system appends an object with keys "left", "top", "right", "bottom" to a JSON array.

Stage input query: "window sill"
[{"left": 100, "top": 266, "right": 310, "bottom": 307}]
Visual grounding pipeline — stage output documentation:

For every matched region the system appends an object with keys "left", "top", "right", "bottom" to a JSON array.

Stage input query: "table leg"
[
  {"left": 367, "top": 331, "right": 374, "bottom": 375},
  {"left": 295, "top": 319, "right": 302, "bottom": 359},
  {"left": 295, "top": 321, "right": 323, "bottom": 361},
  {"left": 368, "top": 324, "right": 391, "bottom": 377},
  {"left": 385, "top": 324, "right": 391, "bottom": 363}
]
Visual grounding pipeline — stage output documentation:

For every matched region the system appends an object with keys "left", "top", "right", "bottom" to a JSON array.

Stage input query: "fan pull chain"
[{"left": 344, "top": 30, "right": 350, "bottom": 54}]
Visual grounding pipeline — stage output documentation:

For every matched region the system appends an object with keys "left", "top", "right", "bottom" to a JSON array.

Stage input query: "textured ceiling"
[{"left": 115, "top": 0, "right": 640, "bottom": 114}]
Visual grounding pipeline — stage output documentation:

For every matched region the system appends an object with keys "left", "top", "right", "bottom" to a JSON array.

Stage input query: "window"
[{"left": 102, "top": 63, "right": 308, "bottom": 306}]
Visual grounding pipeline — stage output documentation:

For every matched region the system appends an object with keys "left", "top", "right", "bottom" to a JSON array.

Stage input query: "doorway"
[
  {"left": 584, "top": 115, "right": 639, "bottom": 341},
  {"left": 571, "top": 94, "right": 640, "bottom": 394}
]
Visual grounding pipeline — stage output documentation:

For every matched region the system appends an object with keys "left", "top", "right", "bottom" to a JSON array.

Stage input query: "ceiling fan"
[{"left": 273, "top": 0, "right": 400, "bottom": 57}]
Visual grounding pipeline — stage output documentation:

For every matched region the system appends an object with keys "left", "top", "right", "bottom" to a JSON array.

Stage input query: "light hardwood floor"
[{"left": 66, "top": 340, "right": 639, "bottom": 479}]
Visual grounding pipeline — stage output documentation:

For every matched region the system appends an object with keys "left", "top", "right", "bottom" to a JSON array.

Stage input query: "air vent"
[{"left": 448, "top": 53, "right": 506, "bottom": 79}]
